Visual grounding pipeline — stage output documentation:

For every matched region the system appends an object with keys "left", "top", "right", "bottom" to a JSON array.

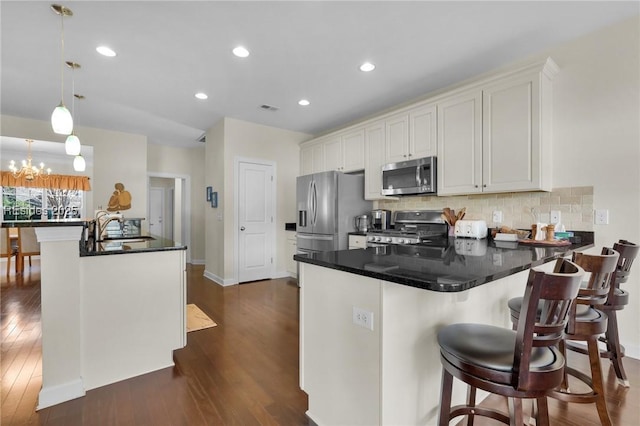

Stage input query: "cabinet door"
[
  {"left": 286, "top": 235, "right": 297, "bottom": 277},
  {"left": 385, "top": 114, "right": 409, "bottom": 163},
  {"left": 300, "top": 144, "right": 315, "bottom": 176},
  {"left": 364, "top": 121, "right": 386, "bottom": 200},
  {"left": 323, "top": 136, "right": 342, "bottom": 171},
  {"left": 409, "top": 104, "right": 437, "bottom": 158},
  {"left": 482, "top": 74, "right": 541, "bottom": 192},
  {"left": 342, "top": 129, "right": 365, "bottom": 172},
  {"left": 311, "top": 142, "right": 325, "bottom": 173},
  {"left": 437, "top": 89, "right": 483, "bottom": 196}
]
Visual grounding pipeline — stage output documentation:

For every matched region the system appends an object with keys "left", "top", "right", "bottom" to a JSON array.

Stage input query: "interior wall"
[
  {"left": 1, "top": 115, "right": 148, "bottom": 224},
  {"left": 147, "top": 143, "right": 205, "bottom": 262},
  {"left": 202, "top": 117, "right": 309, "bottom": 284}
]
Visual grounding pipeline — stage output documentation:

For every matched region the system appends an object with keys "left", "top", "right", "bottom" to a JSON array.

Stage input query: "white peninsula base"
[{"left": 300, "top": 263, "right": 538, "bottom": 426}]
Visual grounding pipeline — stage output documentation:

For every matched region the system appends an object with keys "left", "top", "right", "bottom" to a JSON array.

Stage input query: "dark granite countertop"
[
  {"left": 294, "top": 233, "right": 594, "bottom": 292},
  {"left": 1, "top": 219, "right": 89, "bottom": 227},
  {"left": 81, "top": 235, "right": 186, "bottom": 256}
]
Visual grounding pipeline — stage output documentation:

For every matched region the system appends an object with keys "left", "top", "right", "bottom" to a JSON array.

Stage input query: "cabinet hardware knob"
[
  {"left": 475, "top": 185, "right": 479, "bottom": 188},
  {"left": 240, "top": 226, "right": 246, "bottom": 231},
  {"left": 483, "top": 184, "right": 487, "bottom": 187}
]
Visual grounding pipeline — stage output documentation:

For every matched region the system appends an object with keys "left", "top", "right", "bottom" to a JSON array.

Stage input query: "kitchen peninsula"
[
  {"left": 294, "top": 234, "right": 593, "bottom": 425},
  {"left": 1, "top": 220, "right": 187, "bottom": 409}
]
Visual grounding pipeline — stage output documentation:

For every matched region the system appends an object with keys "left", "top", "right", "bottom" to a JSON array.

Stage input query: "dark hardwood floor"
[{"left": 1, "top": 261, "right": 639, "bottom": 425}]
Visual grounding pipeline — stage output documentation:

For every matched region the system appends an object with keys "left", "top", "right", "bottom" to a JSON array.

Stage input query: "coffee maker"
[{"left": 371, "top": 209, "right": 391, "bottom": 230}]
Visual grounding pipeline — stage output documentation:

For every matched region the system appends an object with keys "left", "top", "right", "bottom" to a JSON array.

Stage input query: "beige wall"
[
  {"left": 204, "top": 117, "right": 309, "bottom": 284},
  {"left": 1, "top": 115, "right": 148, "bottom": 222},
  {"left": 147, "top": 143, "right": 206, "bottom": 262}
]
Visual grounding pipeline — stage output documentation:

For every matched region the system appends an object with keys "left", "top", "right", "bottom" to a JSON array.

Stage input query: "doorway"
[
  {"left": 147, "top": 173, "right": 191, "bottom": 263},
  {"left": 235, "top": 158, "right": 276, "bottom": 283}
]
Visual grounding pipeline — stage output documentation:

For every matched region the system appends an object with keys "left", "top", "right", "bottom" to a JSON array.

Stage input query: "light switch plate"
[
  {"left": 550, "top": 210, "right": 561, "bottom": 225},
  {"left": 492, "top": 210, "right": 503, "bottom": 224}
]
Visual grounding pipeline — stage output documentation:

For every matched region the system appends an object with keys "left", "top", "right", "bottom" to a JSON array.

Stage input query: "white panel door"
[
  {"left": 323, "top": 136, "right": 342, "bottom": 171},
  {"left": 409, "top": 104, "right": 437, "bottom": 158},
  {"left": 364, "top": 121, "right": 386, "bottom": 200},
  {"left": 385, "top": 114, "right": 409, "bottom": 163},
  {"left": 341, "top": 129, "right": 365, "bottom": 172},
  {"left": 238, "top": 161, "right": 274, "bottom": 283}
]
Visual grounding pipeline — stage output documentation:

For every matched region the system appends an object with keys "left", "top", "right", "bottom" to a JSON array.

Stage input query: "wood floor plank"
[{"left": 3, "top": 261, "right": 639, "bottom": 425}]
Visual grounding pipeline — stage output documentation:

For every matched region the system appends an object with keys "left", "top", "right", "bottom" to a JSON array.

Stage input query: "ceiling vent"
[
  {"left": 259, "top": 104, "right": 279, "bottom": 112},
  {"left": 197, "top": 134, "right": 206, "bottom": 143}
]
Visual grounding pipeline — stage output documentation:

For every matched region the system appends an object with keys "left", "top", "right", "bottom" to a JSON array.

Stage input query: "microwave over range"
[{"left": 381, "top": 156, "right": 436, "bottom": 196}]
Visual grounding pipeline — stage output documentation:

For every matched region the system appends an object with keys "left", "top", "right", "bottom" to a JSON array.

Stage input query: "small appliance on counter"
[
  {"left": 354, "top": 215, "right": 371, "bottom": 232},
  {"left": 454, "top": 220, "right": 488, "bottom": 239},
  {"left": 371, "top": 209, "right": 391, "bottom": 230}
]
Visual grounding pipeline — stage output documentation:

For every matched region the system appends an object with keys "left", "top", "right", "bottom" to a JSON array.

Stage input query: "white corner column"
[{"left": 35, "top": 226, "right": 85, "bottom": 410}]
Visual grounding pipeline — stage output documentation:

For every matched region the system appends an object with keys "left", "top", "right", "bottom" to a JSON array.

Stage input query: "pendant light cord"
[{"left": 60, "top": 10, "right": 65, "bottom": 103}]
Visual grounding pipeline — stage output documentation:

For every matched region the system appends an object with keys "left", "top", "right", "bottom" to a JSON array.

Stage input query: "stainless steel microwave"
[{"left": 381, "top": 156, "right": 437, "bottom": 196}]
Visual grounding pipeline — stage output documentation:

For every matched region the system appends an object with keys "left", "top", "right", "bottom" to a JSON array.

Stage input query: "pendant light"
[
  {"left": 73, "top": 154, "right": 86, "bottom": 172},
  {"left": 64, "top": 61, "right": 82, "bottom": 155},
  {"left": 51, "top": 4, "right": 73, "bottom": 135}
]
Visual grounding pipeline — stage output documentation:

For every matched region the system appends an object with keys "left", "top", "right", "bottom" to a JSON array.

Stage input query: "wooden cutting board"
[{"left": 518, "top": 238, "right": 572, "bottom": 247}]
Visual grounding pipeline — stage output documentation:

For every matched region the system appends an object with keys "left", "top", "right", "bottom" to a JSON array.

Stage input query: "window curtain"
[{"left": 0, "top": 172, "right": 91, "bottom": 191}]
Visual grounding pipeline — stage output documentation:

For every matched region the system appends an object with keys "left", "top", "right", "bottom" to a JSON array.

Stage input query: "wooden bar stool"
[
  {"left": 595, "top": 240, "right": 638, "bottom": 386},
  {"left": 438, "top": 258, "right": 584, "bottom": 426},
  {"left": 508, "top": 248, "right": 619, "bottom": 425}
]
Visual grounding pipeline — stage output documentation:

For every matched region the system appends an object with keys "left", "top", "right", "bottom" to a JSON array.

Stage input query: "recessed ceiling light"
[
  {"left": 96, "top": 46, "right": 116, "bottom": 57},
  {"left": 195, "top": 92, "right": 208, "bottom": 100},
  {"left": 232, "top": 46, "right": 250, "bottom": 58},
  {"left": 298, "top": 99, "right": 310, "bottom": 106},
  {"left": 360, "top": 62, "right": 375, "bottom": 72}
]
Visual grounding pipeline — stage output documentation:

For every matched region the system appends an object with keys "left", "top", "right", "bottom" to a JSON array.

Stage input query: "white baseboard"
[
  {"left": 203, "top": 270, "right": 237, "bottom": 286},
  {"left": 38, "top": 379, "right": 85, "bottom": 410},
  {"left": 189, "top": 259, "right": 205, "bottom": 265},
  {"left": 272, "top": 270, "right": 296, "bottom": 279}
]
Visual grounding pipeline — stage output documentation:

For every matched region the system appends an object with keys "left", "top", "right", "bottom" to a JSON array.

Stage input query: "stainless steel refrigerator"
[{"left": 296, "top": 171, "right": 372, "bottom": 255}]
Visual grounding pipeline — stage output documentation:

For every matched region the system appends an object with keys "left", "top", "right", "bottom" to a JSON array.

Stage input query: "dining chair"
[
  {"left": 17, "top": 227, "right": 41, "bottom": 273},
  {"left": 1, "top": 228, "right": 18, "bottom": 276}
]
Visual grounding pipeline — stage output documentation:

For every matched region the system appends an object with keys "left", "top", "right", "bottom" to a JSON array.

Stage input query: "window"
[{"left": 2, "top": 186, "right": 83, "bottom": 220}]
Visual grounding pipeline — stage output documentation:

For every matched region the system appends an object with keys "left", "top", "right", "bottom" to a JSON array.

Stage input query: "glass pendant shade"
[
  {"left": 73, "top": 154, "right": 86, "bottom": 172},
  {"left": 51, "top": 103, "right": 73, "bottom": 135},
  {"left": 65, "top": 133, "right": 81, "bottom": 155}
]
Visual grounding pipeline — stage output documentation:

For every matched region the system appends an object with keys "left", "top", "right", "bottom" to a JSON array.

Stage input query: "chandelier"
[{"left": 8, "top": 139, "right": 52, "bottom": 181}]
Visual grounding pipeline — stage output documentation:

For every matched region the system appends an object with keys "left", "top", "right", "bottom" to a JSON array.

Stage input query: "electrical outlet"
[
  {"left": 353, "top": 306, "right": 374, "bottom": 331},
  {"left": 550, "top": 210, "right": 561, "bottom": 225},
  {"left": 594, "top": 209, "right": 609, "bottom": 225},
  {"left": 492, "top": 210, "right": 503, "bottom": 224}
]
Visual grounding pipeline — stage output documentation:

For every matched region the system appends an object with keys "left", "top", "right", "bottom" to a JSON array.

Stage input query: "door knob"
[{"left": 240, "top": 226, "right": 246, "bottom": 231}]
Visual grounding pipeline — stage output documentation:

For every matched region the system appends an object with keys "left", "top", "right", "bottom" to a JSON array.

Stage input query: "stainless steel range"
[{"left": 366, "top": 210, "right": 449, "bottom": 247}]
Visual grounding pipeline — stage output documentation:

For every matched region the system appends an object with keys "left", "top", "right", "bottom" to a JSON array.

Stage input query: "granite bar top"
[
  {"left": 2, "top": 220, "right": 185, "bottom": 256},
  {"left": 294, "top": 232, "right": 594, "bottom": 292},
  {"left": 81, "top": 235, "right": 186, "bottom": 256}
]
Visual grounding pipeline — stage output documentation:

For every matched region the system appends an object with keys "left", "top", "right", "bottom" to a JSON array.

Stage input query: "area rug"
[{"left": 186, "top": 304, "right": 217, "bottom": 332}]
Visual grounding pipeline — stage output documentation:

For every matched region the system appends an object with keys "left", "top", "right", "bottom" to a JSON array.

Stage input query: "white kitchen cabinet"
[
  {"left": 437, "top": 89, "right": 483, "bottom": 195},
  {"left": 323, "top": 130, "right": 365, "bottom": 173},
  {"left": 385, "top": 114, "right": 410, "bottom": 163},
  {"left": 348, "top": 234, "right": 367, "bottom": 249},
  {"left": 437, "top": 58, "right": 556, "bottom": 196},
  {"left": 300, "top": 141, "right": 324, "bottom": 176},
  {"left": 364, "top": 121, "right": 387, "bottom": 200},
  {"left": 286, "top": 231, "right": 297, "bottom": 277},
  {"left": 385, "top": 104, "right": 436, "bottom": 164}
]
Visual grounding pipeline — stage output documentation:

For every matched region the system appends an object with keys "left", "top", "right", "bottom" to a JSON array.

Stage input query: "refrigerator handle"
[
  {"left": 307, "top": 180, "right": 314, "bottom": 226},
  {"left": 311, "top": 180, "right": 318, "bottom": 226}
]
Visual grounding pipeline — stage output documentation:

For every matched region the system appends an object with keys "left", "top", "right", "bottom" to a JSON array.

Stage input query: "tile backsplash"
[{"left": 375, "top": 186, "right": 594, "bottom": 231}]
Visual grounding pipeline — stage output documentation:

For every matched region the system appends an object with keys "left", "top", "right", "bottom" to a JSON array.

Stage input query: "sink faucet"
[{"left": 95, "top": 210, "right": 124, "bottom": 240}]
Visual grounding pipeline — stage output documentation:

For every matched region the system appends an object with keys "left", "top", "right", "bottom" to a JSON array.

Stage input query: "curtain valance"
[{"left": 0, "top": 171, "right": 91, "bottom": 191}]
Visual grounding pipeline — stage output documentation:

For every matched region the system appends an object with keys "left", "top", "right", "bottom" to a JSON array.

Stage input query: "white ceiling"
[{"left": 1, "top": 1, "right": 638, "bottom": 149}]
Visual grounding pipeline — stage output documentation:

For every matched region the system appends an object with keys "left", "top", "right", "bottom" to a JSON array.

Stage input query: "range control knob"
[
  {"left": 375, "top": 237, "right": 381, "bottom": 242},
  {"left": 385, "top": 237, "right": 392, "bottom": 243},
  {"left": 397, "top": 239, "right": 405, "bottom": 244},
  {"left": 367, "top": 236, "right": 374, "bottom": 241}
]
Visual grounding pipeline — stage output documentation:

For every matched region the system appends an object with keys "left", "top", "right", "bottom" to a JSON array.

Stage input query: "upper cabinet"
[
  {"left": 385, "top": 104, "right": 436, "bottom": 163},
  {"left": 300, "top": 141, "right": 324, "bottom": 176},
  {"left": 299, "top": 57, "right": 558, "bottom": 198},
  {"left": 437, "top": 59, "right": 557, "bottom": 196},
  {"left": 364, "top": 121, "right": 387, "bottom": 200}
]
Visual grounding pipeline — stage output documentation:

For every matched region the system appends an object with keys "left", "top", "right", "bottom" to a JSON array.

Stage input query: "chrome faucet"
[{"left": 95, "top": 210, "right": 124, "bottom": 241}]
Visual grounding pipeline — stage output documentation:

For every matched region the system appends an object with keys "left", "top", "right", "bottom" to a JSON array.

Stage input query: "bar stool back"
[
  {"left": 437, "top": 258, "right": 583, "bottom": 426},
  {"left": 597, "top": 240, "right": 638, "bottom": 386}
]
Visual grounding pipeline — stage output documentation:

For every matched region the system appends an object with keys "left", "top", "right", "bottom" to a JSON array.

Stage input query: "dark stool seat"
[
  {"left": 508, "top": 247, "right": 619, "bottom": 426},
  {"left": 438, "top": 258, "right": 583, "bottom": 426}
]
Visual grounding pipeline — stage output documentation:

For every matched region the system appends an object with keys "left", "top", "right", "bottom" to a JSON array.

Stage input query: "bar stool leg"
[
  {"left": 438, "top": 368, "right": 454, "bottom": 426},
  {"left": 587, "top": 337, "right": 612, "bottom": 426},
  {"left": 604, "top": 311, "right": 629, "bottom": 387},
  {"left": 467, "top": 385, "right": 476, "bottom": 426}
]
